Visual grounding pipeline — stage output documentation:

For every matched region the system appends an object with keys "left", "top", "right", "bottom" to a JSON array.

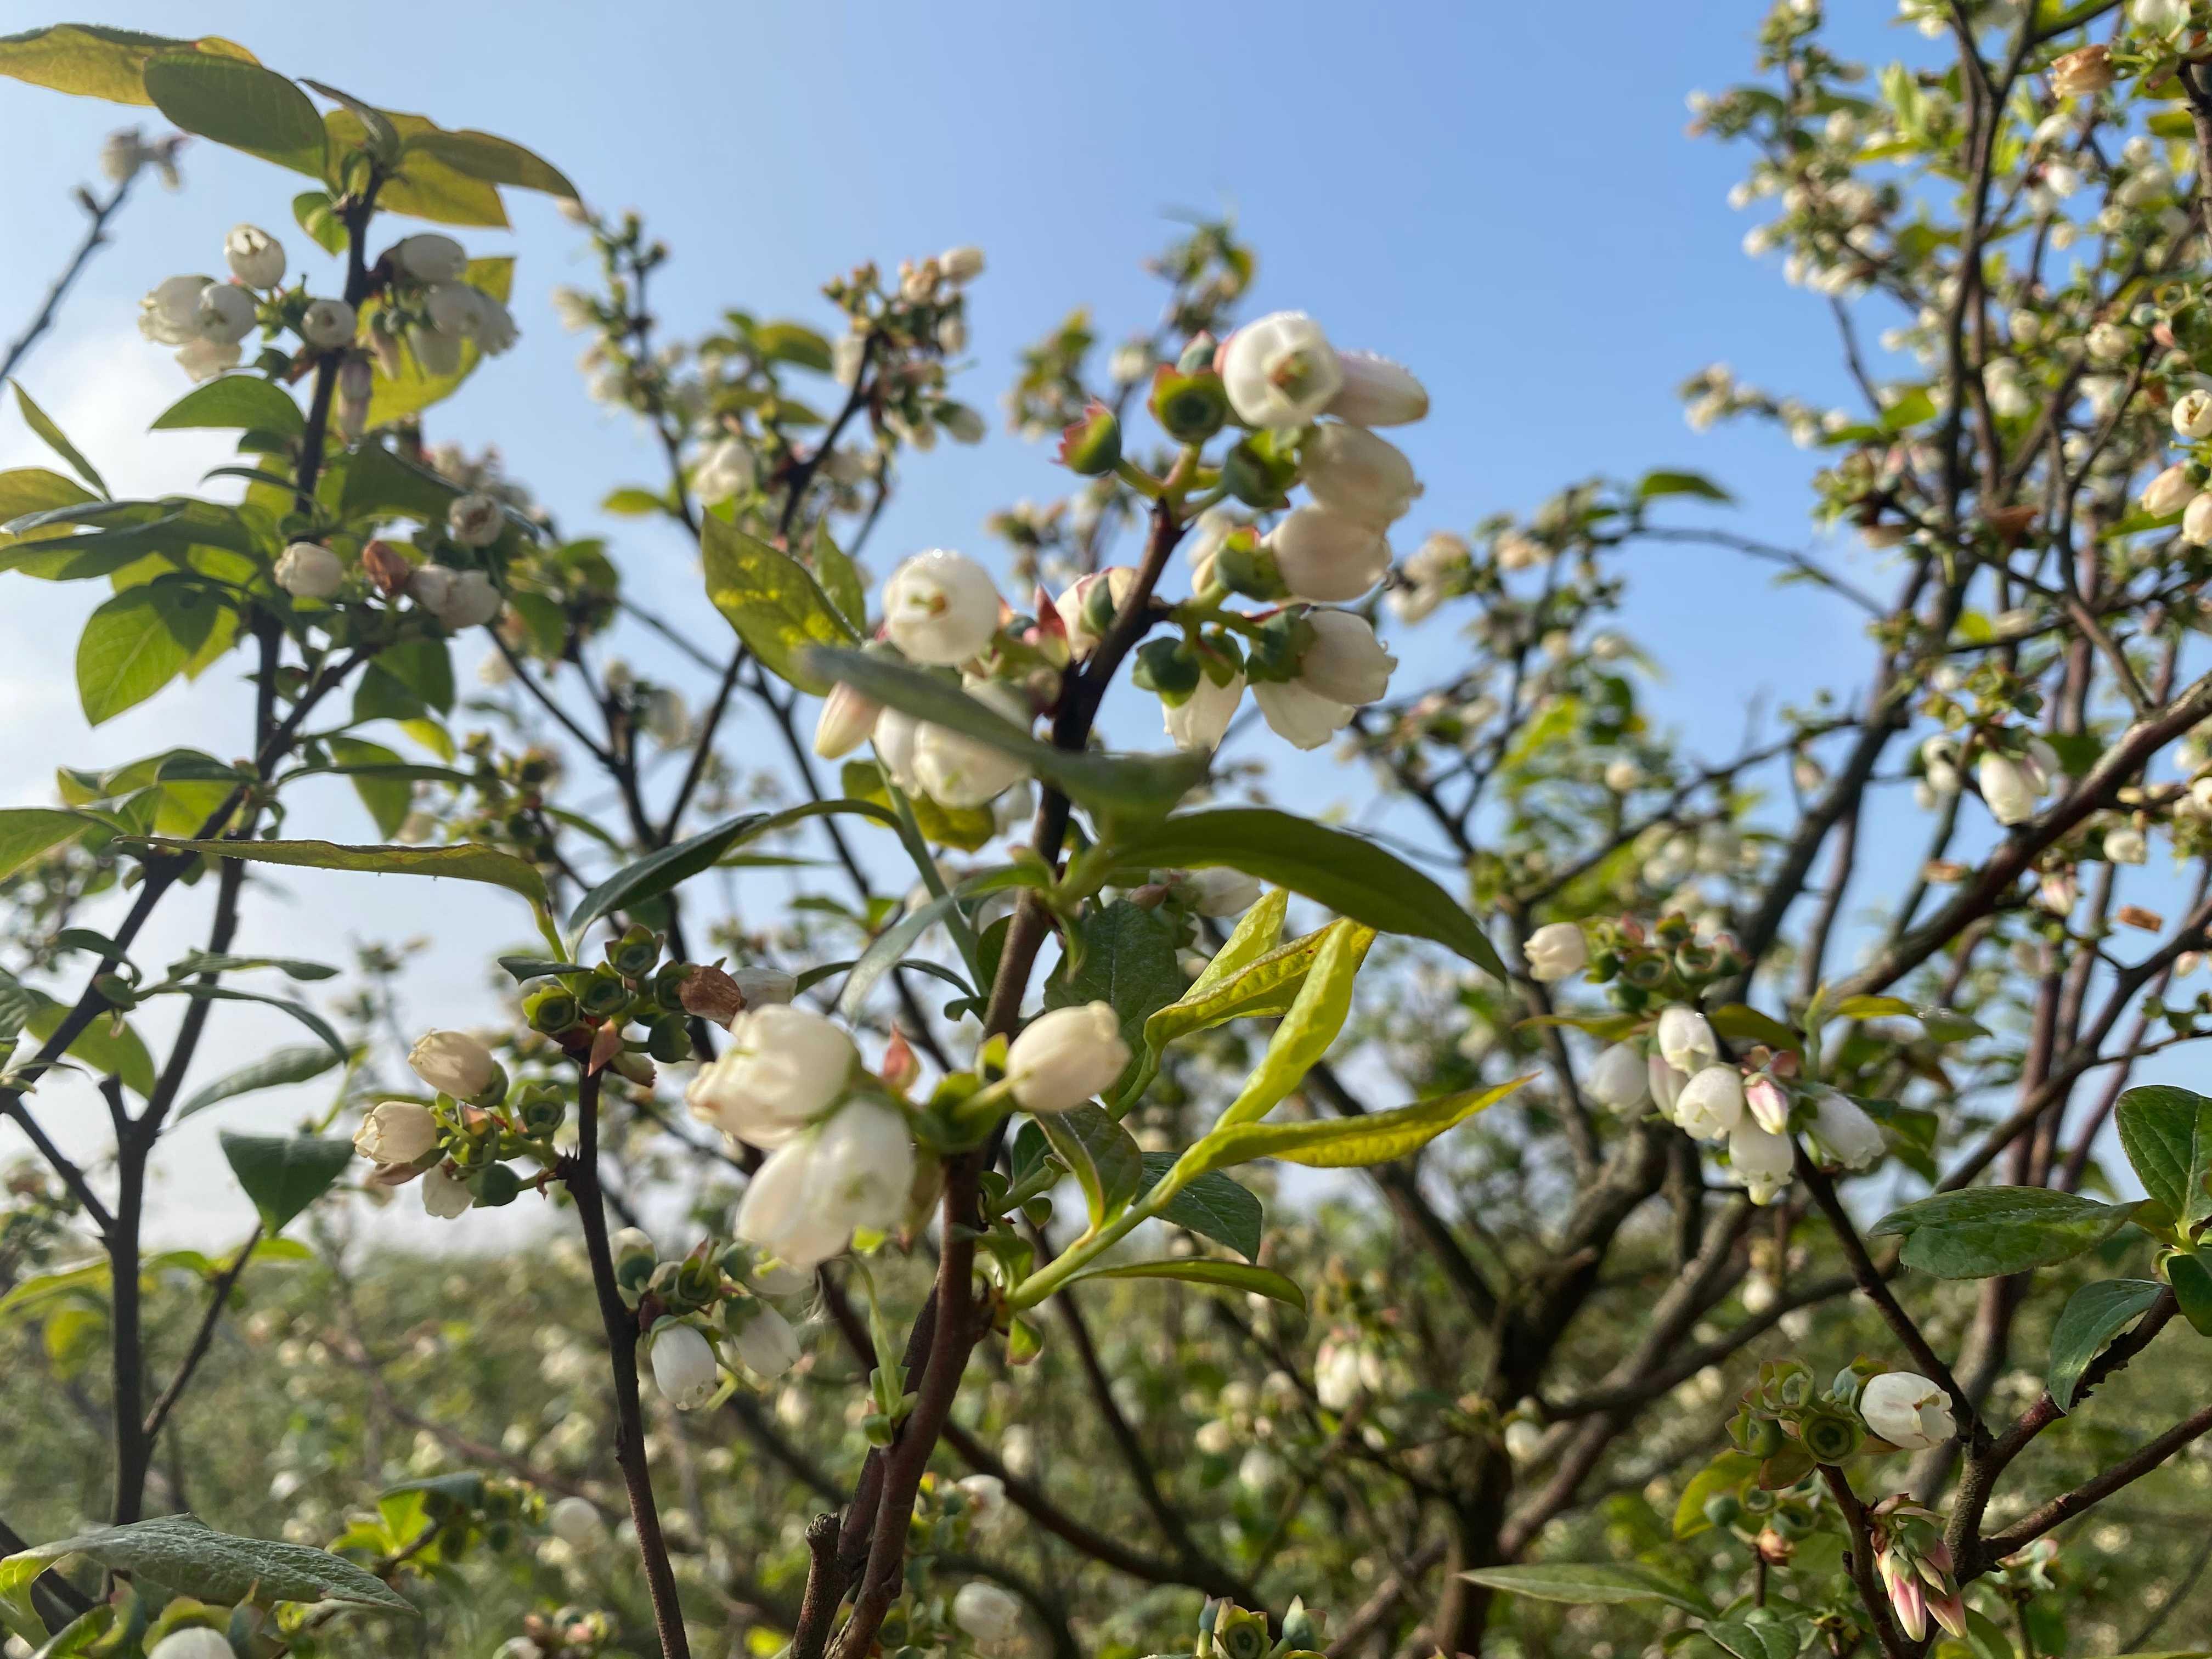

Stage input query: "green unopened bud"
[
  {"left": 607, "top": 924, "right": 660, "bottom": 981},
  {"left": 652, "top": 962, "right": 693, "bottom": 1011},
  {"left": 517, "top": 1091, "right": 567, "bottom": 1139},
  {"left": 1211, "top": 1604, "right": 1271, "bottom": 1659},
  {"left": 1131, "top": 637, "right": 1203, "bottom": 702},
  {"left": 524, "top": 984, "right": 580, "bottom": 1034},
  {"left": 470, "top": 1163, "right": 522, "bottom": 1208},
  {"left": 1222, "top": 435, "right": 1298, "bottom": 509},
  {"left": 1798, "top": 1404, "right": 1863, "bottom": 1465},
  {"left": 1149, "top": 365, "right": 1228, "bottom": 443},
  {"left": 1279, "top": 1600, "right": 1323, "bottom": 1653},
  {"left": 578, "top": 968, "right": 631, "bottom": 1019},
  {"left": 647, "top": 1015, "right": 693, "bottom": 1063},
  {"left": 1057, "top": 399, "right": 1121, "bottom": 476}
]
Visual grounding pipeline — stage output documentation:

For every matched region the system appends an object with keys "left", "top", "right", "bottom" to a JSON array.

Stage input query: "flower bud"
[
  {"left": 883, "top": 549, "right": 1002, "bottom": 665},
  {"left": 687, "top": 1005, "right": 859, "bottom": 1147},
  {"left": 174, "top": 338, "right": 241, "bottom": 381},
  {"left": 1744, "top": 1073, "right": 1791, "bottom": 1135},
  {"left": 140, "top": 274, "right": 213, "bottom": 345},
  {"left": 1656, "top": 1006, "right": 1719, "bottom": 1074},
  {"left": 649, "top": 1322, "right": 721, "bottom": 1410},
  {"left": 1522, "top": 922, "right": 1587, "bottom": 983},
  {"left": 148, "top": 1629, "right": 236, "bottom": 1659},
  {"left": 274, "top": 541, "right": 345, "bottom": 600},
  {"left": 1220, "top": 311, "right": 1343, "bottom": 427},
  {"left": 1326, "top": 350, "right": 1429, "bottom": 426},
  {"left": 951, "top": 1583, "right": 1022, "bottom": 1650},
  {"left": 421, "top": 1163, "right": 473, "bottom": 1218},
  {"left": 1176, "top": 866, "right": 1263, "bottom": 917},
  {"left": 1165, "top": 670, "right": 1244, "bottom": 752},
  {"left": 1148, "top": 365, "right": 1230, "bottom": 443},
  {"left": 224, "top": 223, "right": 286, "bottom": 289},
  {"left": 1728, "top": 1120, "right": 1793, "bottom": 1203},
  {"left": 409, "top": 1029, "right": 499, "bottom": 1100},
  {"left": 194, "top": 282, "right": 258, "bottom": 346},
  {"left": 813, "top": 681, "right": 883, "bottom": 759},
  {"left": 410, "top": 324, "right": 464, "bottom": 377},
  {"left": 912, "top": 680, "right": 1035, "bottom": 808},
  {"left": 727, "top": 1300, "right": 802, "bottom": 1378},
  {"left": 2145, "top": 462, "right": 2196, "bottom": 516},
  {"left": 299, "top": 297, "right": 357, "bottom": 350},
  {"left": 1252, "top": 678, "right": 1355, "bottom": 751},
  {"left": 1673, "top": 1065, "right": 1746, "bottom": 1142},
  {"left": 523, "top": 984, "right": 582, "bottom": 1034},
  {"left": 448, "top": 492, "right": 506, "bottom": 549},
  {"left": 1054, "top": 568, "right": 1137, "bottom": 658},
  {"left": 2184, "top": 493, "right": 2212, "bottom": 546},
  {"left": 353, "top": 1101, "right": 441, "bottom": 1166},
  {"left": 1057, "top": 399, "right": 1121, "bottom": 475},
  {"left": 1303, "top": 423, "right": 1421, "bottom": 526},
  {"left": 2175, "top": 387, "right": 2212, "bottom": 439},
  {"left": 1266, "top": 505, "right": 1391, "bottom": 603},
  {"left": 940, "top": 245, "right": 986, "bottom": 283},
  {"left": 1587, "top": 1043, "right": 1649, "bottom": 1113},
  {"left": 1807, "top": 1088, "right": 1885, "bottom": 1169},
  {"left": 693, "top": 437, "right": 757, "bottom": 504},
  {"left": 1296, "top": 609, "right": 1397, "bottom": 706},
  {"left": 1859, "top": 1372, "right": 1956, "bottom": 1450},
  {"left": 393, "top": 233, "right": 469, "bottom": 283},
  {"left": 1649, "top": 1055, "right": 1690, "bottom": 1119},
  {"left": 1006, "top": 1002, "right": 1131, "bottom": 1113},
  {"left": 548, "top": 1496, "right": 606, "bottom": 1551},
  {"left": 1978, "top": 751, "right": 2036, "bottom": 826}
]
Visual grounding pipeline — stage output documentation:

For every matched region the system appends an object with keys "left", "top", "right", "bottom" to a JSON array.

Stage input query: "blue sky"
[{"left": 0, "top": 2, "right": 1939, "bottom": 1239}]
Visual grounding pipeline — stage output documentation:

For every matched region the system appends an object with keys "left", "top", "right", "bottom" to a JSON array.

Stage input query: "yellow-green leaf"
[
  {"left": 1066, "top": 1257, "right": 1305, "bottom": 1311},
  {"left": 131, "top": 836, "right": 550, "bottom": 912},
  {"left": 1192, "top": 1075, "right": 1529, "bottom": 1173},
  {"left": 0, "top": 24, "right": 256, "bottom": 105},
  {"left": 1214, "top": 919, "right": 1374, "bottom": 1129},
  {"left": 704, "top": 517, "right": 857, "bottom": 696}
]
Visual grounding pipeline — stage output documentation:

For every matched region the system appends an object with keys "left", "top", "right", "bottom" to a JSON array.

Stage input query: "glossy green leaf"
[
  {"left": 1137, "top": 1154, "right": 1261, "bottom": 1259},
  {"left": 2116, "top": 1085, "right": 2212, "bottom": 1228},
  {"left": 0, "top": 1514, "right": 413, "bottom": 1622},
  {"left": 150, "top": 375, "right": 303, "bottom": 438},
  {"left": 76, "top": 580, "right": 219, "bottom": 725},
  {"left": 1067, "top": 1257, "right": 1305, "bottom": 1311},
  {"left": 2046, "top": 1278, "right": 2165, "bottom": 1411},
  {"left": 703, "top": 518, "right": 858, "bottom": 696},
  {"left": 1871, "top": 1187, "right": 2143, "bottom": 1280},
  {"left": 1193, "top": 1075, "right": 1527, "bottom": 1174},
  {"left": 1454, "top": 1561, "right": 1715, "bottom": 1618},
  {"left": 1710, "top": 1002, "right": 1798, "bottom": 1051},
  {"left": 1699, "top": 1611, "right": 1805, "bottom": 1659},
  {"left": 1037, "top": 1105, "right": 1144, "bottom": 1229},
  {"left": 336, "top": 437, "right": 462, "bottom": 523},
  {"left": 1215, "top": 920, "right": 1373, "bottom": 1129},
  {"left": 176, "top": 1043, "right": 342, "bottom": 1122},
  {"left": 1045, "top": 900, "right": 1182, "bottom": 1088},
  {"left": 143, "top": 51, "right": 325, "bottom": 176},
  {"left": 132, "top": 836, "right": 550, "bottom": 912},
  {"left": 836, "top": 886, "right": 979, "bottom": 1018},
  {"left": 1102, "top": 808, "right": 1504, "bottom": 977},
  {"left": 2168, "top": 1249, "right": 2212, "bottom": 1338},
  {"left": 808, "top": 646, "right": 1213, "bottom": 831},
  {"left": 0, "top": 810, "right": 91, "bottom": 881},
  {"left": 218, "top": 1132, "right": 353, "bottom": 1233},
  {"left": 11, "top": 384, "right": 105, "bottom": 496}
]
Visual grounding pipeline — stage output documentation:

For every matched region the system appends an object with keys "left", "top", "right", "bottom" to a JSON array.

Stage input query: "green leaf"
[
  {"left": 496, "top": 956, "right": 590, "bottom": 984},
  {"left": 2046, "top": 1278, "right": 2165, "bottom": 1412},
  {"left": 0, "top": 1514, "right": 413, "bottom": 1621},
  {"left": 1710, "top": 1002, "right": 1798, "bottom": 1051},
  {"left": 336, "top": 437, "right": 462, "bottom": 524},
  {"left": 1192, "top": 1075, "right": 1528, "bottom": 1175},
  {"left": 1189, "top": 887, "right": 1287, "bottom": 995},
  {"left": 702, "top": 518, "right": 858, "bottom": 696},
  {"left": 1137, "top": 1154, "right": 1262, "bottom": 1259},
  {"left": 1100, "top": 809, "right": 1504, "bottom": 977},
  {"left": 809, "top": 646, "right": 1213, "bottom": 832},
  {"left": 1216, "top": 919, "right": 1373, "bottom": 1130},
  {"left": 323, "top": 737, "right": 412, "bottom": 839},
  {"left": 2167, "top": 1249, "right": 2212, "bottom": 1338},
  {"left": 0, "top": 810, "right": 91, "bottom": 881},
  {"left": 600, "top": 487, "right": 665, "bottom": 516},
  {"left": 363, "top": 257, "right": 514, "bottom": 423},
  {"left": 1037, "top": 1104, "right": 1144, "bottom": 1228},
  {"left": 292, "top": 189, "right": 345, "bottom": 255},
  {"left": 1066, "top": 1257, "right": 1305, "bottom": 1311},
  {"left": 1700, "top": 1611, "right": 1807, "bottom": 1659},
  {"left": 1636, "top": 469, "right": 1734, "bottom": 504},
  {"left": 840, "top": 757, "right": 995, "bottom": 853},
  {"left": 0, "top": 467, "right": 94, "bottom": 532},
  {"left": 156, "top": 985, "right": 347, "bottom": 1060},
  {"left": 143, "top": 52, "right": 325, "bottom": 176},
  {"left": 568, "top": 799, "right": 895, "bottom": 941},
  {"left": 1870, "top": 1187, "right": 2143, "bottom": 1280},
  {"left": 150, "top": 376, "right": 303, "bottom": 438},
  {"left": 23, "top": 998, "right": 156, "bottom": 1098},
  {"left": 218, "top": 1132, "right": 353, "bottom": 1233},
  {"left": 403, "top": 125, "right": 577, "bottom": 202},
  {"left": 1045, "top": 900, "right": 1183, "bottom": 1088},
  {"left": 165, "top": 950, "right": 337, "bottom": 982},
  {"left": 1147, "top": 916, "right": 1327, "bottom": 1058},
  {"left": 0, "top": 25, "right": 256, "bottom": 104},
  {"left": 810, "top": 521, "right": 867, "bottom": 633},
  {"left": 2115, "top": 1085, "right": 2212, "bottom": 1228},
  {"left": 76, "top": 580, "right": 219, "bottom": 725},
  {"left": 836, "top": 887, "right": 976, "bottom": 1019},
  {"left": 1454, "top": 1561, "right": 1716, "bottom": 1618},
  {"left": 12, "top": 384, "right": 105, "bottom": 496},
  {"left": 176, "top": 1043, "right": 342, "bottom": 1122},
  {"left": 131, "top": 836, "right": 550, "bottom": 913},
  {"left": 1673, "top": 1449, "right": 1760, "bottom": 1539}
]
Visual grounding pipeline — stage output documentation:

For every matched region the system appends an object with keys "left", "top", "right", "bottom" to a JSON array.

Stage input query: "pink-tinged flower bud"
[
  {"left": 1302, "top": 422, "right": 1421, "bottom": 526},
  {"left": 1005, "top": 1002, "right": 1131, "bottom": 1114},
  {"left": 1673, "top": 1065, "right": 1746, "bottom": 1142},
  {"left": 879, "top": 1026, "right": 921, "bottom": 1093},
  {"left": 1266, "top": 505, "right": 1391, "bottom": 603},
  {"left": 1297, "top": 609, "right": 1397, "bottom": 706},
  {"left": 392, "top": 233, "right": 468, "bottom": 283},
  {"left": 1728, "top": 1120, "right": 1793, "bottom": 1203},
  {"left": 2143, "top": 462, "right": 2195, "bottom": 516},
  {"left": 813, "top": 681, "right": 883, "bottom": 758},
  {"left": 274, "top": 541, "right": 345, "bottom": 600},
  {"left": 1252, "top": 678, "right": 1355, "bottom": 750},
  {"left": 421, "top": 1163, "right": 472, "bottom": 1219},
  {"left": 1054, "top": 567, "right": 1137, "bottom": 657},
  {"left": 1164, "top": 671, "right": 1244, "bottom": 752},
  {"left": 448, "top": 492, "right": 506, "bottom": 549},
  {"left": 1587, "top": 1043, "right": 1649, "bottom": 1113},
  {"left": 1978, "top": 751, "right": 2036, "bottom": 826},
  {"left": 353, "top": 1101, "right": 440, "bottom": 1166},
  {"left": 1220, "top": 311, "right": 1343, "bottom": 427},
  {"left": 883, "top": 548, "right": 1002, "bottom": 665},
  {"left": 1057, "top": 399, "right": 1122, "bottom": 476},
  {"left": 1860, "top": 1372, "right": 1957, "bottom": 1450},
  {"left": 224, "top": 223, "right": 286, "bottom": 289},
  {"left": 1522, "top": 922, "right": 1587, "bottom": 983},
  {"left": 1656, "top": 1006, "right": 1718, "bottom": 1074},
  {"left": 2049, "top": 44, "right": 2115, "bottom": 98},
  {"left": 648, "top": 1322, "right": 720, "bottom": 1410},
  {"left": 193, "top": 282, "right": 258, "bottom": 346},
  {"left": 912, "top": 680, "right": 1034, "bottom": 808},
  {"left": 299, "top": 297, "right": 356, "bottom": 351},
  {"left": 1326, "top": 350, "right": 1429, "bottom": 426},
  {"left": 139, "top": 274, "right": 212, "bottom": 345},
  {"left": 2175, "top": 387, "right": 2212, "bottom": 438},
  {"left": 408, "top": 1029, "right": 499, "bottom": 1100},
  {"left": 1807, "top": 1088, "right": 1885, "bottom": 1169},
  {"left": 1744, "top": 1073, "right": 1791, "bottom": 1135}
]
